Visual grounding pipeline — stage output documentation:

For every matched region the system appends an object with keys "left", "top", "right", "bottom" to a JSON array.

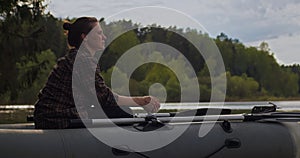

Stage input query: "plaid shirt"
[{"left": 34, "top": 47, "right": 118, "bottom": 129}]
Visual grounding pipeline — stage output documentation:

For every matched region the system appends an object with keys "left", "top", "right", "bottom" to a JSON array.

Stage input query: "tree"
[
  {"left": 259, "top": 41, "right": 271, "bottom": 52},
  {"left": 227, "top": 73, "right": 259, "bottom": 99},
  {"left": 16, "top": 49, "right": 56, "bottom": 103},
  {"left": 0, "top": 0, "right": 65, "bottom": 103}
]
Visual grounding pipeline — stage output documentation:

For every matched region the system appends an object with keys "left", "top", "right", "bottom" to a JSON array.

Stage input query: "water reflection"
[{"left": 0, "top": 106, "right": 34, "bottom": 124}]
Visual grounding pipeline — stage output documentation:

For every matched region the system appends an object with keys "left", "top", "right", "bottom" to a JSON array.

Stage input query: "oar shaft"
[
  {"left": 79, "top": 114, "right": 245, "bottom": 126},
  {"left": 155, "top": 114, "right": 245, "bottom": 123},
  {"left": 135, "top": 113, "right": 173, "bottom": 118},
  {"left": 91, "top": 118, "right": 145, "bottom": 125}
]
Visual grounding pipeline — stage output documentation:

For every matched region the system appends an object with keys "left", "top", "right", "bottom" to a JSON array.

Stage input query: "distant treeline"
[{"left": 1, "top": 0, "right": 300, "bottom": 104}]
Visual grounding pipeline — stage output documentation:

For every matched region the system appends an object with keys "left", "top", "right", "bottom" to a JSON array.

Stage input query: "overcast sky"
[{"left": 46, "top": 0, "right": 300, "bottom": 65}]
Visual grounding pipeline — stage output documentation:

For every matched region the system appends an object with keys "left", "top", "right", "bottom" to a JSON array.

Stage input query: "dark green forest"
[{"left": 1, "top": 0, "right": 300, "bottom": 104}]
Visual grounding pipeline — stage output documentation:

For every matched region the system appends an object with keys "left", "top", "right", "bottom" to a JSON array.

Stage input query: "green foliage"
[
  {"left": 0, "top": 0, "right": 65, "bottom": 104},
  {"left": 227, "top": 73, "right": 259, "bottom": 98},
  {"left": 1, "top": 2, "right": 300, "bottom": 104},
  {"left": 16, "top": 49, "right": 57, "bottom": 104},
  {"left": 216, "top": 33, "right": 300, "bottom": 99},
  {"left": 283, "top": 64, "right": 300, "bottom": 94}
]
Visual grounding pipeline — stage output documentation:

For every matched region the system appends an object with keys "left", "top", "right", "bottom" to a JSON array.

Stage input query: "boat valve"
[
  {"left": 225, "top": 138, "right": 241, "bottom": 149},
  {"left": 221, "top": 120, "right": 232, "bottom": 133}
]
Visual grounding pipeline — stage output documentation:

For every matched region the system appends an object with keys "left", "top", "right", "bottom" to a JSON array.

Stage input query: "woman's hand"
[{"left": 133, "top": 96, "right": 160, "bottom": 113}]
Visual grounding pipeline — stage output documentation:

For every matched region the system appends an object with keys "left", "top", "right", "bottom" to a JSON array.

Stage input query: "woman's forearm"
[
  {"left": 117, "top": 95, "right": 140, "bottom": 106},
  {"left": 116, "top": 95, "right": 160, "bottom": 113}
]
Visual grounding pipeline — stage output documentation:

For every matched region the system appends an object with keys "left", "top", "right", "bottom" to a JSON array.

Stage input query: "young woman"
[{"left": 34, "top": 17, "right": 160, "bottom": 129}]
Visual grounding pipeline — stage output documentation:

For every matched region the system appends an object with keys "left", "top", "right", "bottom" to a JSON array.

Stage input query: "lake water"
[{"left": 1, "top": 101, "right": 300, "bottom": 124}]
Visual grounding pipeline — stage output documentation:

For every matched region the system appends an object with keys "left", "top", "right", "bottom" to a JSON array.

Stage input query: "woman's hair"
[{"left": 63, "top": 17, "right": 98, "bottom": 49}]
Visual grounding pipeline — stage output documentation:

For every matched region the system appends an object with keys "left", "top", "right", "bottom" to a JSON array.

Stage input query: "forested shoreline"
[{"left": 1, "top": 0, "right": 300, "bottom": 104}]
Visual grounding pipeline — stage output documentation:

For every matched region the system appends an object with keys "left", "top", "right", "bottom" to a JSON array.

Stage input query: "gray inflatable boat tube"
[{"left": 0, "top": 120, "right": 299, "bottom": 158}]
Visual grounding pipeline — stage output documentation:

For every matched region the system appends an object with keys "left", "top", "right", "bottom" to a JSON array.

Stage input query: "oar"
[
  {"left": 70, "top": 111, "right": 300, "bottom": 127},
  {"left": 70, "top": 114, "right": 245, "bottom": 127},
  {"left": 135, "top": 108, "right": 232, "bottom": 118}
]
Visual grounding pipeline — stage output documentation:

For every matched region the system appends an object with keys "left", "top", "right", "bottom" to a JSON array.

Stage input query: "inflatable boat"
[{"left": 0, "top": 105, "right": 300, "bottom": 158}]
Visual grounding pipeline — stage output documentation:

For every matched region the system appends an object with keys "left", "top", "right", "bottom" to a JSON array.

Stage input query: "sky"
[{"left": 46, "top": 0, "right": 300, "bottom": 65}]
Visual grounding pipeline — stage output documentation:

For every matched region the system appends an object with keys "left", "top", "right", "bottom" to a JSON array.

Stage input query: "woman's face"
[{"left": 84, "top": 23, "right": 107, "bottom": 54}]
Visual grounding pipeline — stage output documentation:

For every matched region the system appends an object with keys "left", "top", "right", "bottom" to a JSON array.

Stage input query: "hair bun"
[{"left": 63, "top": 22, "right": 72, "bottom": 30}]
